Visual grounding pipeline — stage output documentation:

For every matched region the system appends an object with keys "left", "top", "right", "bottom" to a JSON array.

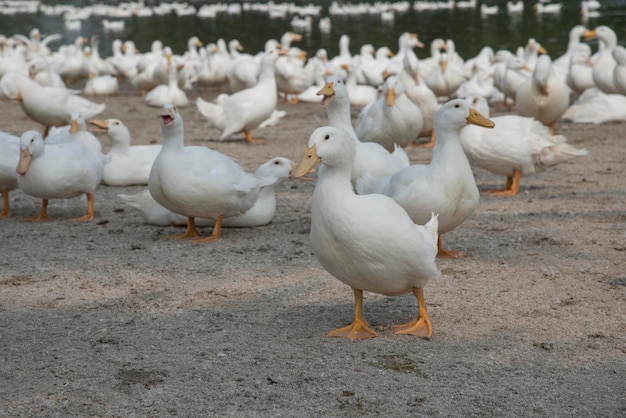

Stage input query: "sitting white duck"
[
  {"left": 355, "top": 75, "right": 423, "bottom": 152},
  {"left": 145, "top": 63, "right": 189, "bottom": 108},
  {"left": 461, "top": 95, "right": 588, "bottom": 196},
  {"left": 148, "top": 104, "right": 261, "bottom": 242},
  {"left": 89, "top": 118, "right": 162, "bottom": 186},
  {"left": 516, "top": 54, "right": 570, "bottom": 135},
  {"left": 84, "top": 65, "right": 119, "bottom": 96},
  {"left": 15, "top": 130, "right": 109, "bottom": 221},
  {"left": 357, "top": 99, "right": 494, "bottom": 258},
  {"left": 317, "top": 75, "right": 409, "bottom": 185},
  {"left": 0, "top": 131, "right": 20, "bottom": 217},
  {"left": 196, "top": 48, "right": 282, "bottom": 143},
  {"left": 293, "top": 126, "right": 440, "bottom": 340},
  {"left": 46, "top": 112, "right": 102, "bottom": 152},
  {"left": 0, "top": 72, "right": 105, "bottom": 137},
  {"left": 120, "top": 157, "right": 293, "bottom": 227}
]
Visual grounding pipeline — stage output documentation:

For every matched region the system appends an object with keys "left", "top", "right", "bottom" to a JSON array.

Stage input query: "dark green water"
[{"left": 1, "top": 1, "right": 625, "bottom": 61}]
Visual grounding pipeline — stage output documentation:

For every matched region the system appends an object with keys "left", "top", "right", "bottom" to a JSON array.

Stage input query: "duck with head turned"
[
  {"left": 294, "top": 125, "right": 440, "bottom": 340},
  {"left": 357, "top": 99, "right": 494, "bottom": 258}
]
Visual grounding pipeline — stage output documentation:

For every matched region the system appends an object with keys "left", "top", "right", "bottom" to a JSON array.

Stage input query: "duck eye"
[
  {"left": 324, "top": 134, "right": 330, "bottom": 140},
  {"left": 454, "top": 103, "right": 460, "bottom": 108},
  {"left": 274, "top": 160, "right": 280, "bottom": 165}
]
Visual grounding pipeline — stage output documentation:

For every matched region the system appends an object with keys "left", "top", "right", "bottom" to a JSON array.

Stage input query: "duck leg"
[
  {"left": 0, "top": 189, "right": 10, "bottom": 218},
  {"left": 437, "top": 234, "right": 467, "bottom": 258},
  {"left": 327, "top": 288, "right": 377, "bottom": 341},
  {"left": 168, "top": 216, "right": 200, "bottom": 239},
  {"left": 489, "top": 169, "right": 521, "bottom": 196},
  {"left": 194, "top": 215, "right": 223, "bottom": 243},
  {"left": 415, "top": 129, "right": 435, "bottom": 148},
  {"left": 244, "top": 129, "right": 265, "bottom": 144},
  {"left": 393, "top": 287, "right": 432, "bottom": 338},
  {"left": 549, "top": 122, "right": 556, "bottom": 136},
  {"left": 23, "top": 198, "right": 53, "bottom": 221},
  {"left": 69, "top": 193, "right": 95, "bottom": 222}
]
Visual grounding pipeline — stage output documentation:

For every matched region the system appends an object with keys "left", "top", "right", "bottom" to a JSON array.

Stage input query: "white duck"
[
  {"left": 317, "top": 75, "right": 409, "bottom": 185},
  {"left": 15, "top": 130, "right": 108, "bottom": 221},
  {"left": 515, "top": 54, "right": 570, "bottom": 135},
  {"left": 562, "top": 88, "right": 626, "bottom": 124},
  {"left": 120, "top": 157, "right": 293, "bottom": 227},
  {"left": 357, "top": 99, "right": 495, "bottom": 258},
  {"left": 566, "top": 43, "right": 595, "bottom": 95},
  {"left": 355, "top": 75, "right": 423, "bottom": 151},
  {"left": 196, "top": 49, "right": 282, "bottom": 143},
  {"left": 145, "top": 63, "right": 189, "bottom": 108},
  {"left": 612, "top": 45, "right": 626, "bottom": 95},
  {"left": 0, "top": 131, "right": 20, "bottom": 217},
  {"left": 587, "top": 25, "right": 619, "bottom": 94},
  {"left": 0, "top": 72, "right": 105, "bottom": 137},
  {"left": 28, "top": 56, "right": 66, "bottom": 88},
  {"left": 89, "top": 118, "right": 161, "bottom": 186},
  {"left": 342, "top": 63, "right": 378, "bottom": 107},
  {"left": 274, "top": 46, "right": 311, "bottom": 104},
  {"left": 398, "top": 54, "right": 439, "bottom": 144},
  {"left": 148, "top": 104, "right": 261, "bottom": 242},
  {"left": 461, "top": 95, "right": 588, "bottom": 196},
  {"left": 84, "top": 65, "right": 119, "bottom": 96},
  {"left": 46, "top": 112, "right": 102, "bottom": 152},
  {"left": 293, "top": 125, "right": 440, "bottom": 340},
  {"left": 424, "top": 52, "right": 466, "bottom": 100}
]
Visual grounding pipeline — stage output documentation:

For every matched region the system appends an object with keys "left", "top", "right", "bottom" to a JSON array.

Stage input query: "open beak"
[
  {"left": 89, "top": 119, "right": 109, "bottom": 133},
  {"left": 316, "top": 82, "right": 335, "bottom": 106}
]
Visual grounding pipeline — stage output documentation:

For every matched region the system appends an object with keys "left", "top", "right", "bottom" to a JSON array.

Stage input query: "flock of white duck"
[{"left": 2, "top": 18, "right": 624, "bottom": 340}]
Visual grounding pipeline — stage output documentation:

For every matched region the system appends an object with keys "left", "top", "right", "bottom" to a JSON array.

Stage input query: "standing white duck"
[
  {"left": 15, "top": 130, "right": 108, "bottom": 221},
  {"left": 398, "top": 55, "right": 439, "bottom": 144},
  {"left": 566, "top": 43, "right": 595, "bottom": 96},
  {"left": 293, "top": 126, "right": 440, "bottom": 340},
  {"left": 145, "top": 63, "right": 189, "bottom": 108},
  {"left": 355, "top": 75, "right": 423, "bottom": 151},
  {"left": 587, "top": 25, "right": 619, "bottom": 94},
  {"left": 515, "top": 55, "right": 570, "bottom": 135},
  {"left": 89, "top": 118, "right": 161, "bottom": 186},
  {"left": 196, "top": 49, "right": 282, "bottom": 143},
  {"left": 0, "top": 131, "right": 20, "bottom": 217},
  {"left": 424, "top": 52, "right": 466, "bottom": 100},
  {"left": 148, "top": 104, "right": 261, "bottom": 242},
  {"left": 120, "top": 157, "right": 293, "bottom": 227},
  {"left": 317, "top": 75, "right": 409, "bottom": 185},
  {"left": 461, "top": 95, "right": 588, "bottom": 196},
  {"left": 357, "top": 99, "right": 495, "bottom": 258},
  {"left": 0, "top": 72, "right": 106, "bottom": 137},
  {"left": 612, "top": 45, "right": 626, "bottom": 95}
]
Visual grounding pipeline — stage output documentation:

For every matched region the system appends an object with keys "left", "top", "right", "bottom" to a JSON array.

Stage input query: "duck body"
[
  {"left": 145, "top": 64, "right": 189, "bottom": 108},
  {"left": 196, "top": 49, "right": 280, "bottom": 143},
  {"left": 148, "top": 104, "right": 261, "bottom": 241},
  {"left": 90, "top": 118, "right": 162, "bottom": 186},
  {"left": 16, "top": 130, "right": 108, "bottom": 221},
  {"left": 356, "top": 75, "right": 423, "bottom": 151},
  {"left": 461, "top": 95, "right": 588, "bottom": 195},
  {"left": 294, "top": 126, "right": 440, "bottom": 339},
  {"left": 516, "top": 55, "right": 570, "bottom": 134},
  {"left": 121, "top": 157, "right": 293, "bottom": 227},
  {"left": 0, "top": 132, "right": 20, "bottom": 217},
  {"left": 1, "top": 72, "right": 105, "bottom": 133},
  {"left": 319, "top": 75, "right": 409, "bottom": 185},
  {"left": 357, "top": 99, "right": 494, "bottom": 257},
  {"left": 45, "top": 112, "right": 102, "bottom": 152}
]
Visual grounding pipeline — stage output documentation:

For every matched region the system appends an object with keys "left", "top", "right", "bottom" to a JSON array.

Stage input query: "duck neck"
[
  {"left": 432, "top": 128, "right": 471, "bottom": 170},
  {"left": 161, "top": 124, "right": 184, "bottom": 151},
  {"left": 326, "top": 99, "right": 358, "bottom": 140}
]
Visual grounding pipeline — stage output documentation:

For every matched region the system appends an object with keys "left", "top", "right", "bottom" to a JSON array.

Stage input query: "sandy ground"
[{"left": 0, "top": 84, "right": 625, "bottom": 417}]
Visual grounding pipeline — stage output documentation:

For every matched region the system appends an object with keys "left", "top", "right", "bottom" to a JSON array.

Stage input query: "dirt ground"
[{"left": 0, "top": 83, "right": 624, "bottom": 417}]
